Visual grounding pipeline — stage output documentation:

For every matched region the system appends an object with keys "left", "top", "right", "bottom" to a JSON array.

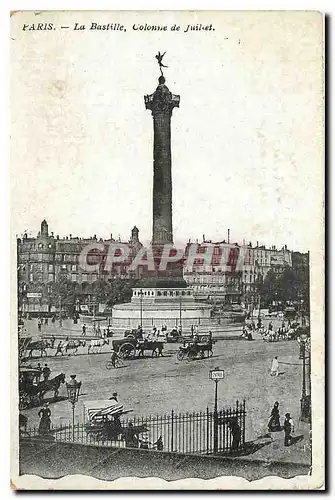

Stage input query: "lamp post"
[
  {"left": 209, "top": 367, "right": 225, "bottom": 454},
  {"left": 66, "top": 374, "right": 82, "bottom": 441},
  {"left": 139, "top": 289, "right": 144, "bottom": 328},
  {"left": 298, "top": 333, "right": 311, "bottom": 422},
  {"left": 59, "top": 295, "right": 62, "bottom": 327},
  {"left": 179, "top": 294, "right": 182, "bottom": 333}
]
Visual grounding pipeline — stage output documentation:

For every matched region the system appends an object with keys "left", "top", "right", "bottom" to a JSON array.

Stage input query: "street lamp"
[
  {"left": 59, "top": 295, "right": 62, "bottom": 327},
  {"left": 209, "top": 367, "right": 225, "bottom": 454},
  {"left": 66, "top": 374, "right": 82, "bottom": 441},
  {"left": 298, "top": 333, "right": 311, "bottom": 422},
  {"left": 139, "top": 288, "right": 144, "bottom": 328}
]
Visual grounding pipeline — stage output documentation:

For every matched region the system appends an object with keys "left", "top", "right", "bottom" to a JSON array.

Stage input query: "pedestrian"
[
  {"left": 283, "top": 412, "right": 294, "bottom": 446},
  {"left": 55, "top": 341, "right": 63, "bottom": 357},
  {"left": 139, "top": 432, "right": 151, "bottom": 449},
  {"left": 270, "top": 356, "right": 279, "bottom": 377},
  {"left": 191, "top": 325, "right": 194, "bottom": 335},
  {"left": 45, "top": 317, "right": 48, "bottom": 325},
  {"left": 153, "top": 435, "right": 164, "bottom": 451},
  {"left": 37, "top": 318, "right": 42, "bottom": 332},
  {"left": 36, "top": 363, "right": 42, "bottom": 383},
  {"left": 109, "top": 392, "right": 118, "bottom": 403},
  {"left": 124, "top": 422, "right": 139, "bottom": 448},
  {"left": 229, "top": 418, "right": 241, "bottom": 451},
  {"left": 257, "top": 317, "right": 261, "bottom": 329},
  {"left": 82, "top": 323, "right": 86, "bottom": 335},
  {"left": 38, "top": 402, "right": 51, "bottom": 435},
  {"left": 269, "top": 321, "right": 273, "bottom": 331},
  {"left": 42, "top": 363, "right": 51, "bottom": 381},
  {"left": 268, "top": 401, "right": 281, "bottom": 432}
]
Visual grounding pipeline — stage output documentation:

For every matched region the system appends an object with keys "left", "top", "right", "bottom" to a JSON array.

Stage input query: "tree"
[
  {"left": 258, "top": 269, "right": 278, "bottom": 308},
  {"left": 49, "top": 277, "right": 78, "bottom": 312},
  {"left": 106, "top": 278, "right": 135, "bottom": 306}
]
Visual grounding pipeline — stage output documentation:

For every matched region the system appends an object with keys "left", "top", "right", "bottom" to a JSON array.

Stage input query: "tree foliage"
[{"left": 258, "top": 262, "right": 309, "bottom": 312}]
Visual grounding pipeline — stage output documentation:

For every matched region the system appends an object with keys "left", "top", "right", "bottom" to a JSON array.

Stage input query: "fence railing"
[{"left": 22, "top": 401, "right": 246, "bottom": 455}]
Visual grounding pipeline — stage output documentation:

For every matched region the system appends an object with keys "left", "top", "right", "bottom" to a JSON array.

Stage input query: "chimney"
[{"left": 257, "top": 241, "right": 259, "bottom": 247}]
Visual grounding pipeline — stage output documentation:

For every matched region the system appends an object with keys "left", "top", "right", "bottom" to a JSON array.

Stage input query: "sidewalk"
[
  {"left": 19, "top": 439, "right": 310, "bottom": 482},
  {"left": 241, "top": 421, "right": 311, "bottom": 466}
]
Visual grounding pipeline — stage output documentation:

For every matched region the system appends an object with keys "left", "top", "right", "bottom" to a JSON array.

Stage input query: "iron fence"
[{"left": 23, "top": 400, "right": 246, "bottom": 455}]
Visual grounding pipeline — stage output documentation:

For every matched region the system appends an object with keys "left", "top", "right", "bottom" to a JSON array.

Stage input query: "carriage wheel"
[
  {"left": 207, "top": 349, "right": 213, "bottom": 357},
  {"left": 119, "top": 343, "right": 136, "bottom": 359},
  {"left": 106, "top": 361, "right": 113, "bottom": 370},
  {"left": 126, "top": 334, "right": 136, "bottom": 339},
  {"left": 177, "top": 350, "right": 185, "bottom": 361}
]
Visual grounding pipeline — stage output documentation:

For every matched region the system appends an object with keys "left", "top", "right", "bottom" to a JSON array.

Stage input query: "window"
[
  {"left": 157, "top": 291, "right": 161, "bottom": 296},
  {"left": 163, "top": 291, "right": 167, "bottom": 296},
  {"left": 48, "top": 264, "right": 53, "bottom": 272},
  {"left": 82, "top": 274, "right": 88, "bottom": 281},
  {"left": 72, "top": 265, "right": 77, "bottom": 272},
  {"left": 38, "top": 243, "right": 43, "bottom": 249},
  {"left": 71, "top": 274, "right": 77, "bottom": 282},
  {"left": 48, "top": 273, "right": 54, "bottom": 282},
  {"left": 29, "top": 273, "right": 33, "bottom": 282}
]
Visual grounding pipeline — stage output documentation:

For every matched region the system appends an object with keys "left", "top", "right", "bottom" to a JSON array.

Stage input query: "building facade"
[
  {"left": 183, "top": 238, "right": 292, "bottom": 306},
  {"left": 17, "top": 220, "right": 143, "bottom": 314}
]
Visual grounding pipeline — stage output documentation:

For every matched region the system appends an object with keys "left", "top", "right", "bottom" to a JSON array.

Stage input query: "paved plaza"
[{"left": 21, "top": 318, "right": 310, "bottom": 465}]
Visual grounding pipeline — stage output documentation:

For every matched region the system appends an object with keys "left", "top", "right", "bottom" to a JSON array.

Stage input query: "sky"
[{"left": 10, "top": 11, "right": 323, "bottom": 251}]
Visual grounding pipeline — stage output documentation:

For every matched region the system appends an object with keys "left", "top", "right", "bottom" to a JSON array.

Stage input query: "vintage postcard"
[{"left": 10, "top": 10, "right": 324, "bottom": 490}]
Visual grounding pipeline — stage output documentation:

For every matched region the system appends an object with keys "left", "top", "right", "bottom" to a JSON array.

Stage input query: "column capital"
[{"left": 144, "top": 77, "right": 180, "bottom": 116}]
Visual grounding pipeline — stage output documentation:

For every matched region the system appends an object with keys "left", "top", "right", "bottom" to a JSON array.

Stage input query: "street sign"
[
  {"left": 209, "top": 368, "right": 225, "bottom": 380},
  {"left": 26, "top": 293, "right": 42, "bottom": 298}
]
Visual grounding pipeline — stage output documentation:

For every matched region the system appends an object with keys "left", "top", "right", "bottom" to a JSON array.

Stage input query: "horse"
[
  {"left": 37, "top": 373, "right": 66, "bottom": 401},
  {"left": 65, "top": 339, "right": 86, "bottom": 355},
  {"left": 26, "top": 340, "right": 51, "bottom": 358},
  {"left": 137, "top": 341, "right": 164, "bottom": 358},
  {"left": 88, "top": 338, "right": 109, "bottom": 354}
]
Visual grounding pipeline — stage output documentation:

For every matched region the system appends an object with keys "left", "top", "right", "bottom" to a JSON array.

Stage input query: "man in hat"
[
  {"left": 42, "top": 363, "right": 51, "bottom": 381},
  {"left": 283, "top": 412, "right": 294, "bottom": 446}
]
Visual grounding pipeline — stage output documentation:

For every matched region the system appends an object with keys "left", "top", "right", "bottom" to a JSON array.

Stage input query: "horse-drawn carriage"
[
  {"left": 112, "top": 331, "right": 165, "bottom": 359},
  {"left": 19, "top": 335, "right": 32, "bottom": 361},
  {"left": 177, "top": 334, "right": 214, "bottom": 361},
  {"left": 19, "top": 367, "right": 42, "bottom": 409},
  {"left": 19, "top": 366, "right": 66, "bottom": 409},
  {"left": 84, "top": 400, "right": 162, "bottom": 449},
  {"left": 84, "top": 400, "right": 134, "bottom": 441}
]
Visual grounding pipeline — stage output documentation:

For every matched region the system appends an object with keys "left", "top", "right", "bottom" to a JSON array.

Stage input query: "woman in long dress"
[{"left": 38, "top": 403, "right": 51, "bottom": 435}]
